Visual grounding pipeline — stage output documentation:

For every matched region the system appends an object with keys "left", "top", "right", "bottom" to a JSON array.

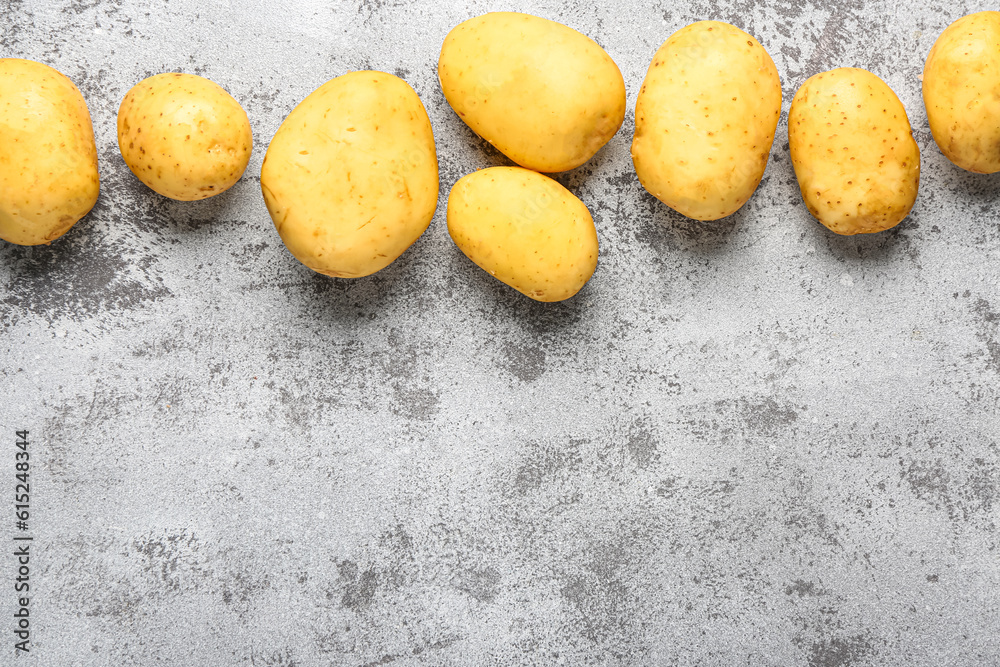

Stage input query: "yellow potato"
[
  {"left": 439, "top": 12, "right": 626, "bottom": 173},
  {"left": 447, "top": 167, "right": 598, "bottom": 302},
  {"left": 789, "top": 68, "right": 920, "bottom": 235},
  {"left": 117, "top": 72, "right": 252, "bottom": 201},
  {"left": 0, "top": 58, "right": 99, "bottom": 246},
  {"left": 261, "top": 71, "right": 438, "bottom": 278},
  {"left": 923, "top": 11, "right": 1000, "bottom": 173},
  {"left": 631, "top": 21, "right": 782, "bottom": 221}
]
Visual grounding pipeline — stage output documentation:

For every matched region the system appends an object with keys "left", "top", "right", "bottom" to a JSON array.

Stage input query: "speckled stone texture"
[{"left": 1, "top": 1, "right": 998, "bottom": 665}]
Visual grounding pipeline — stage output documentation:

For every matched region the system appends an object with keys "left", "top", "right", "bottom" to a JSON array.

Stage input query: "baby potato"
[
  {"left": 118, "top": 72, "right": 252, "bottom": 201},
  {"left": 923, "top": 11, "right": 1000, "bottom": 173},
  {"left": 789, "top": 68, "right": 920, "bottom": 235},
  {"left": 261, "top": 71, "right": 438, "bottom": 279},
  {"left": 631, "top": 21, "right": 782, "bottom": 221},
  {"left": 0, "top": 58, "right": 99, "bottom": 245},
  {"left": 439, "top": 12, "right": 626, "bottom": 173},
  {"left": 447, "top": 166, "right": 598, "bottom": 302}
]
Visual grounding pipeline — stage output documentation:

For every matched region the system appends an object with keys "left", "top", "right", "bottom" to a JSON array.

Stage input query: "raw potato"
[
  {"left": 261, "top": 71, "right": 438, "bottom": 278},
  {"left": 448, "top": 167, "right": 598, "bottom": 302},
  {"left": 923, "top": 11, "right": 1000, "bottom": 173},
  {"left": 0, "top": 58, "right": 99, "bottom": 245},
  {"left": 439, "top": 12, "right": 626, "bottom": 173},
  {"left": 631, "top": 21, "right": 782, "bottom": 221},
  {"left": 788, "top": 68, "right": 920, "bottom": 235},
  {"left": 118, "top": 72, "right": 252, "bottom": 201}
]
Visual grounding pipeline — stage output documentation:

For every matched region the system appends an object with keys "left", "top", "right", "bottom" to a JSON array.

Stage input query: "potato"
[
  {"left": 0, "top": 58, "right": 99, "bottom": 246},
  {"left": 923, "top": 11, "right": 1000, "bottom": 173},
  {"left": 117, "top": 72, "right": 252, "bottom": 201},
  {"left": 788, "top": 68, "right": 920, "bottom": 235},
  {"left": 631, "top": 21, "right": 782, "bottom": 221},
  {"left": 260, "top": 71, "right": 438, "bottom": 278},
  {"left": 447, "top": 166, "right": 598, "bottom": 302},
  {"left": 439, "top": 12, "right": 626, "bottom": 173}
]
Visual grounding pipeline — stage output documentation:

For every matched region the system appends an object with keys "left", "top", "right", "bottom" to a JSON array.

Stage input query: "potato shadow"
[
  {"left": 153, "top": 180, "right": 250, "bottom": 234},
  {"left": 799, "top": 204, "right": 915, "bottom": 264},
  {"left": 0, "top": 196, "right": 173, "bottom": 321},
  {"left": 442, "top": 239, "right": 589, "bottom": 338},
  {"left": 0, "top": 216, "right": 93, "bottom": 275},
  {"left": 636, "top": 188, "right": 744, "bottom": 257},
  {"left": 95, "top": 158, "right": 257, "bottom": 239},
  {"left": 944, "top": 162, "right": 1000, "bottom": 201},
  {"left": 274, "top": 231, "right": 437, "bottom": 325}
]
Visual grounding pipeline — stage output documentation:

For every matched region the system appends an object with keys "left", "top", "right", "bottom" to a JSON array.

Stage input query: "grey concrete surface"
[{"left": 2, "top": 0, "right": 999, "bottom": 665}]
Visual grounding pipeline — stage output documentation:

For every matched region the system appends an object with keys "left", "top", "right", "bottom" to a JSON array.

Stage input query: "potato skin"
[
  {"left": 439, "top": 12, "right": 626, "bottom": 173},
  {"left": 0, "top": 58, "right": 99, "bottom": 246},
  {"left": 117, "top": 72, "right": 252, "bottom": 201},
  {"left": 447, "top": 167, "right": 598, "bottom": 302},
  {"left": 260, "top": 71, "right": 438, "bottom": 279},
  {"left": 788, "top": 68, "right": 920, "bottom": 235},
  {"left": 631, "top": 21, "right": 782, "bottom": 221},
  {"left": 923, "top": 11, "right": 1000, "bottom": 173}
]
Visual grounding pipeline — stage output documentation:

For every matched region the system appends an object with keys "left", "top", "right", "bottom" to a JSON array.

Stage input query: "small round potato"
[
  {"left": 0, "top": 58, "right": 99, "bottom": 245},
  {"left": 260, "top": 71, "right": 439, "bottom": 279},
  {"left": 923, "top": 11, "right": 1000, "bottom": 173},
  {"left": 117, "top": 72, "right": 252, "bottom": 201},
  {"left": 631, "top": 21, "right": 782, "bottom": 221},
  {"left": 439, "top": 12, "right": 626, "bottom": 173},
  {"left": 447, "top": 167, "right": 598, "bottom": 302},
  {"left": 788, "top": 68, "right": 920, "bottom": 235}
]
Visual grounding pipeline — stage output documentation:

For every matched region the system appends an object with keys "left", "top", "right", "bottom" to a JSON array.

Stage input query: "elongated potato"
[
  {"left": 789, "top": 68, "right": 920, "bottom": 235},
  {"left": 261, "top": 71, "right": 438, "bottom": 278},
  {"left": 0, "top": 58, "right": 99, "bottom": 245},
  {"left": 448, "top": 167, "right": 598, "bottom": 302},
  {"left": 631, "top": 21, "right": 781, "bottom": 221},
  {"left": 923, "top": 11, "right": 1000, "bottom": 173},
  {"left": 439, "top": 12, "right": 626, "bottom": 173}
]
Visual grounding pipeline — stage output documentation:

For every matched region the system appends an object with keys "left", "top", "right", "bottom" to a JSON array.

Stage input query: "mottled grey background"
[{"left": 1, "top": 0, "right": 999, "bottom": 665}]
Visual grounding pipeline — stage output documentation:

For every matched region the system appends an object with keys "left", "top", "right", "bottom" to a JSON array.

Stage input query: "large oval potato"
[
  {"left": 789, "top": 68, "right": 920, "bottom": 235},
  {"left": 923, "top": 11, "right": 1000, "bottom": 173},
  {"left": 439, "top": 12, "right": 626, "bottom": 173},
  {"left": 118, "top": 72, "right": 252, "bottom": 201},
  {"left": 631, "top": 21, "right": 781, "bottom": 221},
  {"left": 448, "top": 167, "right": 598, "bottom": 302},
  {"left": 261, "top": 71, "right": 438, "bottom": 278},
  {"left": 0, "top": 58, "right": 99, "bottom": 246}
]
